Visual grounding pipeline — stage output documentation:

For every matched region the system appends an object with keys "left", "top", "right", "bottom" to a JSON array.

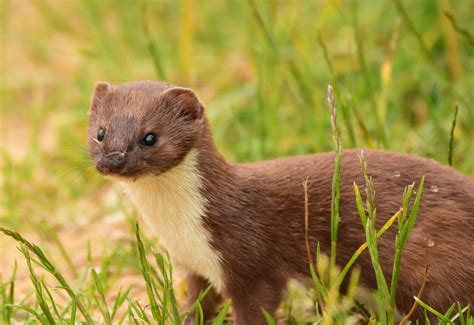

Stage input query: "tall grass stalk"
[
  {"left": 355, "top": 151, "right": 426, "bottom": 323},
  {"left": 317, "top": 33, "right": 357, "bottom": 147},
  {"left": 448, "top": 103, "right": 459, "bottom": 166},
  {"left": 303, "top": 176, "right": 313, "bottom": 269},
  {"left": 389, "top": 177, "right": 425, "bottom": 312},
  {"left": 357, "top": 151, "right": 391, "bottom": 323},
  {"left": 327, "top": 85, "right": 341, "bottom": 287},
  {"left": 305, "top": 85, "right": 361, "bottom": 323}
]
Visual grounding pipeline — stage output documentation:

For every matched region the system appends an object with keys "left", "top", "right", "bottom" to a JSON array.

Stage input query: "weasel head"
[{"left": 87, "top": 81, "right": 205, "bottom": 179}]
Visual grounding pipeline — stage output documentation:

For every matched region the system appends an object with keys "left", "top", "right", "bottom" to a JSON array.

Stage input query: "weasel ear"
[
  {"left": 160, "top": 86, "right": 204, "bottom": 121},
  {"left": 89, "top": 82, "right": 111, "bottom": 114}
]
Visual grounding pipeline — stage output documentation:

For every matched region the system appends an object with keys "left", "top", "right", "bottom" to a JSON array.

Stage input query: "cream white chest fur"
[{"left": 120, "top": 149, "right": 223, "bottom": 291}]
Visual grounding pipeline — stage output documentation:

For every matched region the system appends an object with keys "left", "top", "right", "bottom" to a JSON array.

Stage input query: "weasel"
[{"left": 88, "top": 81, "right": 474, "bottom": 323}]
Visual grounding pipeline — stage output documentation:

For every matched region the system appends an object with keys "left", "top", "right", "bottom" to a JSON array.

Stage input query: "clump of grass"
[
  {"left": 356, "top": 151, "right": 425, "bottom": 323},
  {"left": 0, "top": 223, "right": 233, "bottom": 324},
  {"left": 300, "top": 85, "right": 470, "bottom": 324},
  {"left": 135, "top": 222, "right": 162, "bottom": 322},
  {"left": 0, "top": 227, "right": 94, "bottom": 324},
  {"left": 132, "top": 222, "right": 232, "bottom": 324},
  {"left": 302, "top": 86, "right": 402, "bottom": 323}
]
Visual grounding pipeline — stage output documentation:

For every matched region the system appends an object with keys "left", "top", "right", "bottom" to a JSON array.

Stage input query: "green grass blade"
[
  {"left": 5, "top": 304, "right": 47, "bottom": 324},
  {"left": 337, "top": 209, "right": 400, "bottom": 286},
  {"left": 442, "top": 303, "right": 456, "bottom": 322},
  {"left": 7, "top": 261, "right": 16, "bottom": 322},
  {"left": 20, "top": 246, "right": 56, "bottom": 325},
  {"left": 155, "top": 252, "right": 179, "bottom": 323},
  {"left": 180, "top": 285, "right": 211, "bottom": 321},
  {"left": 399, "top": 176, "right": 425, "bottom": 245},
  {"left": 111, "top": 286, "right": 131, "bottom": 321},
  {"left": 309, "top": 263, "right": 328, "bottom": 300},
  {"left": 212, "top": 299, "right": 232, "bottom": 325},
  {"left": 70, "top": 296, "right": 77, "bottom": 324},
  {"left": 41, "top": 284, "right": 62, "bottom": 322},
  {"left": 0, "top": 276, "right": 8, "bottom": 324},
  {"left": 414, "top": 297, "right": 451, "bottom": 322},
  {"left": 1, "top": 260, "right": 17, "bottom": 324},
  {"left": 262, "top": 308, "right": 276, "bottom": 325},
  {"left": 353, "top": 182, "right": 367, "bottom": 228},
  {"left": 390, "top": 182, "right": 417, "bottom": 309},
  {"left": 450, "top": 303, "right": 470, "bottom": 324},
  {"left": 127, "top": 298, "right": 140, "bottom": 325},
  {"left": 400, "top": 183, "right": 415, "bottom": 228},
  {"left": 364, "top": 221, "right": 390, "bottom": 304},
  {"left": 132, "top": 300, "right": 151, "bottom": 323},
  {"left": 92, "top": 269, "right": 111, "bottom": 324}
]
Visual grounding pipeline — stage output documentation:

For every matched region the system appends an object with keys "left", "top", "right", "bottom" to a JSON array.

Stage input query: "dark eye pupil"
[
  {"left": 97, "top": 128, "right": 105, "bottom": 141},
  {"left": 142, "top": 133, "right": 157, "bottom": 146}
]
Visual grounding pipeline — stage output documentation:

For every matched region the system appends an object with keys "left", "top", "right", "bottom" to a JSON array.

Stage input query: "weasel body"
[{"left": 88, "top": 81, "right": 474, "bottom": 323}]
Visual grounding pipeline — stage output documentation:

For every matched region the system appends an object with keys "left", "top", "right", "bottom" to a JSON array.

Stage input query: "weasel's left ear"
[
  {"left": 89, "top": 82, "right": 111, "bottom": 115},
  {"left": 160, "top": 86, "right": 204, "bottom": 121}
]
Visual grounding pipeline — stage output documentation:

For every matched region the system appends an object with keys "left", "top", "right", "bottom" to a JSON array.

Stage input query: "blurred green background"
[{"left": 0, "top": 0, "right": 473, "bottom": 319}]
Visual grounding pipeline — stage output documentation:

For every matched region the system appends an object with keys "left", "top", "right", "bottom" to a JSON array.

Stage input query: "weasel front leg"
[
  {"left": 182, "top": 273, "right": 222, "bottom": 324},
  {"left": 229, "top": 277, "right": 286, "bottom": 325}
]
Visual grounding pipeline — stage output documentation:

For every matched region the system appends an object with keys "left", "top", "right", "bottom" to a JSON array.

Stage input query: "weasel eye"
[
  {"left": 142, "top": 133, "right": 157, "bottom": 147},
  {"left": 97, "top": 128, "right": 105, "bottom": 142}
]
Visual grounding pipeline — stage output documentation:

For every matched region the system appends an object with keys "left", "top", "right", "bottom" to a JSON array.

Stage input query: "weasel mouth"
[
  {"left": 94, "top": 159, "right": 153, "bottom": 180},
  {"left": 96, "top": 164, "right": 141, "bottom": 179}
]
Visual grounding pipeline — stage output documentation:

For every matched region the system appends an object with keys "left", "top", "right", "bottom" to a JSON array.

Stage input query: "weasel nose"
[{"left": 98, "top": 151, "right": 126, "bottom": 173}]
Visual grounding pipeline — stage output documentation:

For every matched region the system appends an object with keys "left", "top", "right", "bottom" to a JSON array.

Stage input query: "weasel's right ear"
[{"left": 89, "top": 82, "right": 111, "bottom": 115}]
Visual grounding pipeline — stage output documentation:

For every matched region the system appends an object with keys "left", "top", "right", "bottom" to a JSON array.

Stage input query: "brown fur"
[{"left": 88, "top": 81, "right": 474, "bottom": 323}]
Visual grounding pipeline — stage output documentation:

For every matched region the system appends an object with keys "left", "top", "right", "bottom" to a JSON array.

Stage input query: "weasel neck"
[
  {"left": 192, "top": 121, "right": 238, "bottom": 192},
  {"left": 120, "top": 147, "right": 225, "bottom": 291}
]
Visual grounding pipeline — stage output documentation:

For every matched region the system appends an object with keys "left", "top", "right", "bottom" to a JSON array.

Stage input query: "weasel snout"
[{"left": 96, "top": 151, "right": 127, "bottom": 175}]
